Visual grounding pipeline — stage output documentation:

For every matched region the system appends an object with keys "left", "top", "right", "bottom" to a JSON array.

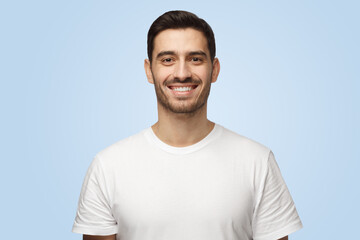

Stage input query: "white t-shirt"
[{"left": 72, "top": 124, "right": 302, "bottom": 240}]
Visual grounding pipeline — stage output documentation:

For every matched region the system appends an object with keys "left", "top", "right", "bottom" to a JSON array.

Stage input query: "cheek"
[
  {"left": 193, "top": 66, "right": 212, "bottom": 80},
  {"left": 153, "top": 68, "right": 173, "bottom": 82}
]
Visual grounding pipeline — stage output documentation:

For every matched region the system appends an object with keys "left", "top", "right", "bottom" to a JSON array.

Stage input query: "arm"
[
  {"left": 83, "top": 234, "right": 116, "bottom": 240},
  {"left": 279, "top": 236, "right": 288, "bottom": 240}
]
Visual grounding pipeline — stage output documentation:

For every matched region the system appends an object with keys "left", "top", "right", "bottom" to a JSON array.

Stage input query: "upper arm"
[
  {"left": 252, "top": 152, "right": 302, "bottom": 239},
  {"left": 72, "top": 156, "right": 118, "bottom": 235},
  {"left": 83, "top": 234, "right": 116, "bottom": 240}
]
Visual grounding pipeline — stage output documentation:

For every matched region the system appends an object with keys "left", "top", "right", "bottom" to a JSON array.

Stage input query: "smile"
[{"left": 167, "top": 85, "right": 198, "bottom": 92}]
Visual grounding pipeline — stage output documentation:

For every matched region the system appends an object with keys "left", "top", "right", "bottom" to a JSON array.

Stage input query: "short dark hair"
[{"left": 147, "top": 10, "right": 216, "bottom": 63}]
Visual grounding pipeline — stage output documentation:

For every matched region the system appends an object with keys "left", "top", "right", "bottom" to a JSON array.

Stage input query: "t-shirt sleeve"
[
  {"left": 72, "top": 155, "right": 118, "bottom": 236},
  {"left": 252, "top": 151, "right": 303, "bottom": 240}
]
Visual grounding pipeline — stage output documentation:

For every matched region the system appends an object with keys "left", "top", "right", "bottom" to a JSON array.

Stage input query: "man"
[{"left": 72, "top": 10, "right": 302, "bottom": 240}]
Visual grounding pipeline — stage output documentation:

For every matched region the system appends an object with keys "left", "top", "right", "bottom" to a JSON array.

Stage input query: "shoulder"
[
  {"left": 218, "top": 124, "right": 271, "bottom": 159},
  {"left": 95, "top": 128, "right": 149, "bottom": 166}
]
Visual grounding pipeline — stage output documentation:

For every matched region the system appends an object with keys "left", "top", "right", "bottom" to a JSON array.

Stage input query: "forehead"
[{"left": 153, "top": 28, "right": 208, "bottom": 56}]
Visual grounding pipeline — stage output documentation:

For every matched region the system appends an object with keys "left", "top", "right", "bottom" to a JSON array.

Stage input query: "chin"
[{"left": 162, "top": 100, "right": 207, "bottom": 115}]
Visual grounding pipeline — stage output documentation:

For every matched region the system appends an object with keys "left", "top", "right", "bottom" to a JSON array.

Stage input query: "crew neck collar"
[{"left": 144, "top": 123, "right": 223, "bottom": 155}]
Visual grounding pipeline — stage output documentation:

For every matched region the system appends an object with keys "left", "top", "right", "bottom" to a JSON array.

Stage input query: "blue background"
[{"left": 1, "top": 0, "right": 359, "bottom": 239}]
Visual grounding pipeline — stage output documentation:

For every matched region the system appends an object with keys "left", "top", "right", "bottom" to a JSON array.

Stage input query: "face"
[{"left": 145, "top": 28, "right": 220, "bottom": 115}]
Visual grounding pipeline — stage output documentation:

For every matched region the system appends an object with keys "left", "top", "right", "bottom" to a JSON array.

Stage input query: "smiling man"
[
  {"left": 146, "top": 27, "right": 216, "bottom": 116},
  {"left": 72, "top": 11, "right": 302, "bottom": 240}
]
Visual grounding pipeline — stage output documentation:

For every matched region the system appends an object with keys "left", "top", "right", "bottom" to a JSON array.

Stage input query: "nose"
[{"left": 173, "top": 61, "right": 192, "bottom": 81}]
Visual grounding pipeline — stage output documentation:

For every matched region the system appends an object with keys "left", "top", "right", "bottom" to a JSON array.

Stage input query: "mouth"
[{"left": 167, "top": 85, "right": 198, "bottom": 92}]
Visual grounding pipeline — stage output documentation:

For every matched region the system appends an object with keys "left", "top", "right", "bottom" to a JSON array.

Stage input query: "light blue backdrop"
[{"left": 1, "top": 0, "right": 359, "bottom": 239}]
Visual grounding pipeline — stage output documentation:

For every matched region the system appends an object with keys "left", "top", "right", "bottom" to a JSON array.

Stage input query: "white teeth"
[{"left": 172, "top": 86, "right": 193, "bottom": 92}]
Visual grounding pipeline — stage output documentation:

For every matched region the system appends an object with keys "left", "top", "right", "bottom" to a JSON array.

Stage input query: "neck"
[{"left": 151, "top": 103, "right": 215, "bottom": 147}]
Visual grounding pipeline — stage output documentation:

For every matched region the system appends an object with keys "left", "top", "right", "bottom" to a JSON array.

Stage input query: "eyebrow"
[
  {"left": 156, "top": 51, "right": 176, "bottom": 59},
  {"left": 188, "top": 51, "right": 207, "bottom": 57},
  {"left": 156, "top": 50, "right": 208, "bottom": 59}
]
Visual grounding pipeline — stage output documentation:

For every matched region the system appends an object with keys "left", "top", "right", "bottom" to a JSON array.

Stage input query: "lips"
[{"left": 167, "top": 85, "right": 198, "bottom": 92}]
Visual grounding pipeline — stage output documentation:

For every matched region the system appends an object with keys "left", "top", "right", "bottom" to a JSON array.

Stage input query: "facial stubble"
[{"left": 151, "top": 71, "right": 212, "bottom": 116}]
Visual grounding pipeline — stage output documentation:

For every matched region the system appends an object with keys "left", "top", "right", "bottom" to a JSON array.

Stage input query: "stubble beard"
[{"left": 152, "top": 73, "right": 212, "bottom": 116}]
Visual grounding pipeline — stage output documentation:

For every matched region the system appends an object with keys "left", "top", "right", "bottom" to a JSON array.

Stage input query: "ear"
[
  {"left": 211, "top": 58, "right": 220, "bottom": 83},
  {"left": 144, "top": 59, "right": 154, "bottom": 84}
]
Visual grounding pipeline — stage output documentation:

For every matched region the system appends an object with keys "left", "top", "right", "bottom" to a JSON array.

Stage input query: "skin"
[
  {"left": 144, "top": 28, "right": 220, "bottom": 147},
  {"left": 83, "top": 234, "right": 287, "bottom": 240},
  {"left": 84, "top": 27, "right": 288, "bottom": 240},
  {"left": 83, "top": 234, "right": 288, "bottom": 240},
  {"left": 83, "top": 234, "right": 116, "bottom": 240}
]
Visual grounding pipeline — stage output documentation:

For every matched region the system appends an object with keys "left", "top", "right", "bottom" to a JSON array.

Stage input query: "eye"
[
  {"left": 191, "top": 57, "right": 203, "bottom": 64},
  {"left": 162, "top": 58, "right": 174, "bottom": 64}
]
